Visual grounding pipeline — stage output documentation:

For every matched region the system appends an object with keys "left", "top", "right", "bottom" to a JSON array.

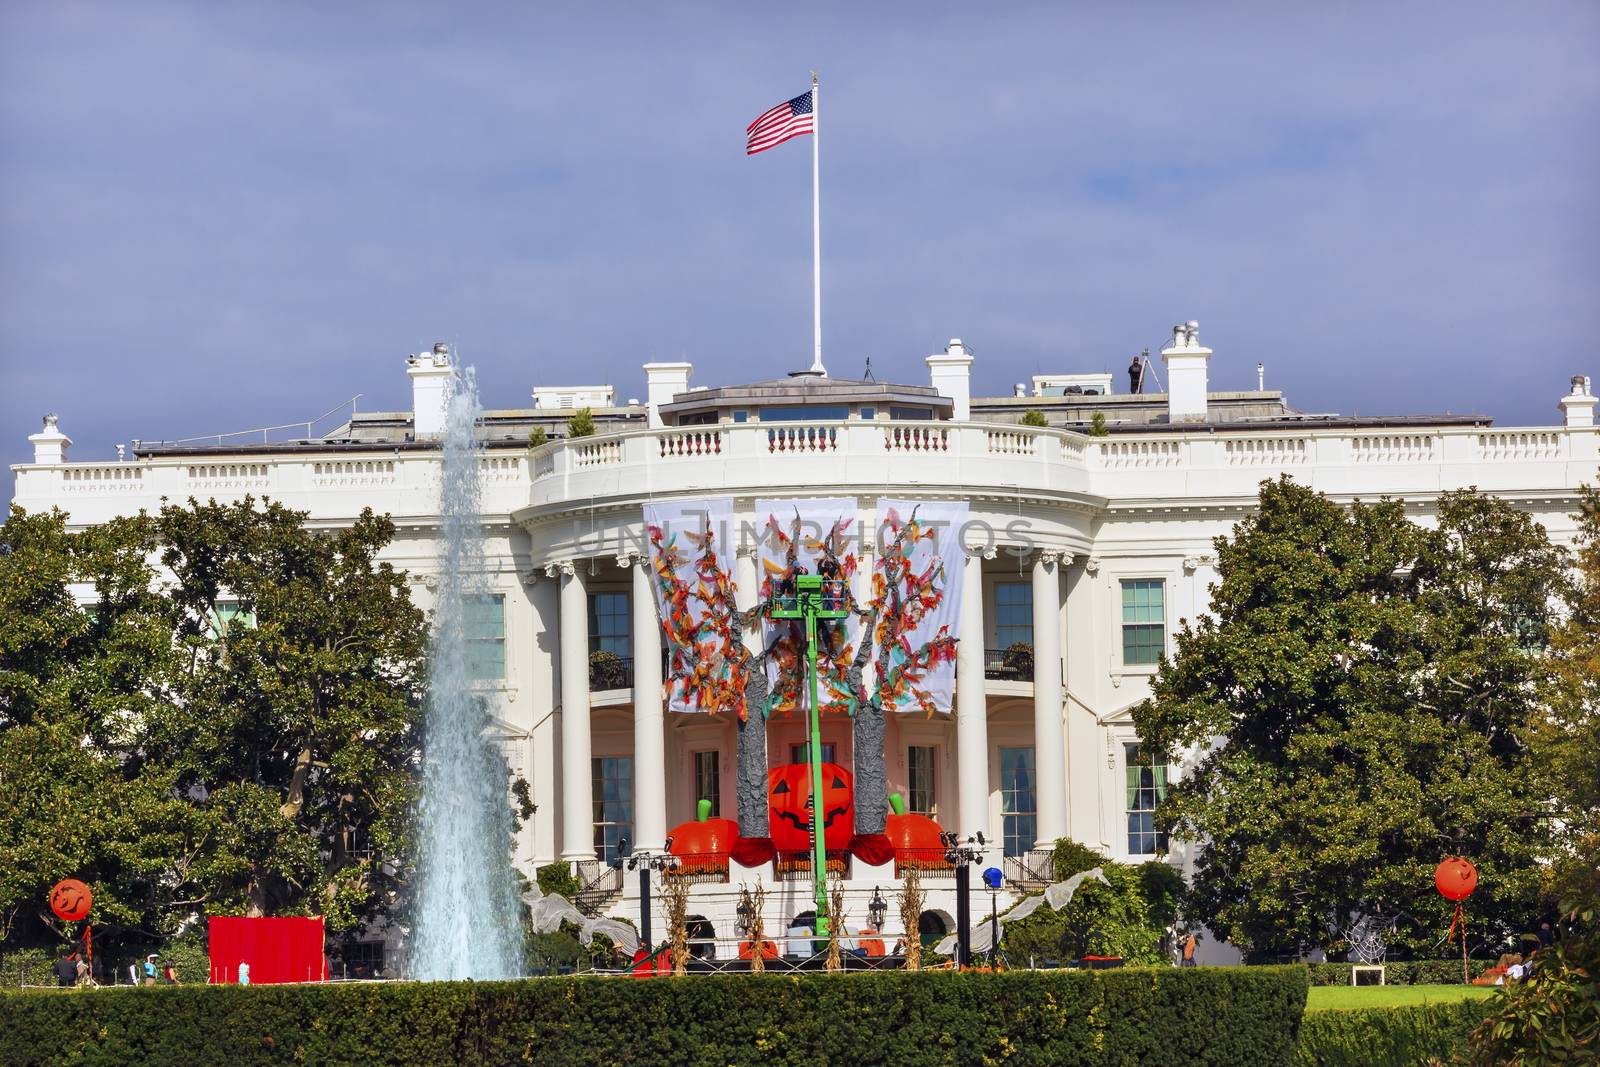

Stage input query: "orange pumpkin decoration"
[
  {"left": 884, "top": 791, "right": 948, "bottom": 865},
  {"left": 667, "top": 799, "right": 739, "bottom": 873},
  {"left": 49, "top": 879, "right": 92, "bottom": 923},
  {"left": 769, "top": 761, "right": 854, "bottom": 852},
  {"left": 1435, "top": 856, "right": 1478, "bottom": 901}
]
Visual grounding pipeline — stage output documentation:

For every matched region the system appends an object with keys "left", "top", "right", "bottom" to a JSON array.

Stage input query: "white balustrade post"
[
  {"left": 956, "top": 545, "right": 992, "bottom": 853},
  {"left": 630, "top": 555, "right": 667, "bottom": 853},
  {"left": 557, "top": 561, "right": 596, "bottom": 862},
  {"left": 1032, "top": 550, "right": 1068, "bottom": 845}
]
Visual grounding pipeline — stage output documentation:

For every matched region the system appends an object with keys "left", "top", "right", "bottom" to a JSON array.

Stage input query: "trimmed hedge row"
[
  {"left": 0, "top": 965, "right": 1308, "bottom": 1066},
  {"left": 1305, "top": 960, "right": 1496, "bottom": 986},
  {"left": 1294, "top": 999, "right": 1494, "bottom": 1066}
]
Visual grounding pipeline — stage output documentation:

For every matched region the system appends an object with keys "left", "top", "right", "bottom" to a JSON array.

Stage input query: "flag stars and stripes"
[{"left": 747, "top": 90, "right": 814, "bottom": 155}]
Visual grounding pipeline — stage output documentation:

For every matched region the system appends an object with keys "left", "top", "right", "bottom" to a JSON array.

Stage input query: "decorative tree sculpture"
[
  {"left": 663, "top": 873, "right": 689, "bottom": 977},
  {"left": 899, "top": 866, "right": 924, "bottom": 971},
  {"left": 825, "top": 882, "right": 846, "bottom": 973}
]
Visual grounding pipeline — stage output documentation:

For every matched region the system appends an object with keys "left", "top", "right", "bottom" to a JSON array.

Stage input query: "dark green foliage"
[
  {"left": 0, "top": 965, "right": 1308, "bottom": 1066},
  {"left": 1133, "top": 479, "right": 1563, "bottom": 958},
  {"left": 1019, "top": 409, "right": 1049, "bottom": 428},
  {"left": 587, "top": 650, "right": 628, "bottom": 690},
  {"left": 534, "top": 862, "right": 579, "bottom": 900},
  {"left": 1001, "top": 641, "right": 1033, "bottom": 677},
  {"left": 1005, "top": 840, "right": 1185, "bottom": 966},
  {"left": 1304, "top": 960, "right": 1497, "bottom": 986},
  {"left": 1294, "top": 1000, "right": 1492, "bottom": 1066},
  {"left": 1088, "top": 411, "right": 1109, "bottom": 436},
  {"left": 527, "top": 426, "right": 548, "bottom": 447}
]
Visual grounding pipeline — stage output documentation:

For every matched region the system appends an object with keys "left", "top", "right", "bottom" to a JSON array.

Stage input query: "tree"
[
  {"left": 527, "top": 426, "right": 548, "bottom": 448},
  {"left": 565, "top": 408, "right": 596, "bottom": 438},
  {"left": 1132, "top": 478, "right": 1561, "bottom": 959},
  {"left": 1088, "top": 412, "right": 1109, "bottom": 437},
  {"left": 1020, "top": 410, "right": 1049, "bottom": 428},
  {"left": 0, "top": 499, "right": 428, "bottom": 954}
]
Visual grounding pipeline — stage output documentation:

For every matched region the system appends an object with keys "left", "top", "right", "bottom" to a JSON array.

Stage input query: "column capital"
[
  {"left": 965, "top": 544, "right": 998, "bottom": 561},
  {"left": 615, "top": 550, "right": 643, "bottom": 569},
  {"left": 1182, "top": 554, "right": 1215, "bottom": 574},
  {"left": 1036, "top": 549, "right": 1066, "bottom": 567},
  {"left": 735, "top": 542, "right": 759, "bottom": 560},
  {"left": 545, "top": 560, "right": 577, "bottom": 579},
  {"left": 1076, "top": 554, "right": 1101, "bottom": 575}
]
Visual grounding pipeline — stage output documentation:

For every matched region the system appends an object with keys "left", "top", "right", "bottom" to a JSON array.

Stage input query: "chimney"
[
  {"left": 926, "top": 338, "right": 973, "bottom": 421},
  {"left": 1161, "top": 321, "right": 1212, "bottom": 423},
  {"left": 407, "top": 342, "right": 454, "bottom": 438},
  {"left": 1559, "top": 375, "right": 1596, "bottom": 428},
  {"left": 28, "top": 414, "right": 71, "bottom": 465},
  {"left": 643, "top": 361, "right": 692, "bottom": 429}
]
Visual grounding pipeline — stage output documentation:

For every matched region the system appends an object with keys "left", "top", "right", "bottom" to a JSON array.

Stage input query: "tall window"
[
  {"left": 995, "top": 582, "right": 1033, "bottom": 650},
  {"left": 790, "top": 742, "right": 837, "bottom": 765},
  {"left": 592, "top": 756, "right": 633, "bottom": 864},
  {"left": 694, "top": 751, "right": 721, "bottom": 817},
  {"left": 1125, "top": 744, "right": 1169, "bottom": 856},
  {"left": 907, "top": 745, "right": 937, "bottom": 816},
  {"left": 999, "top": 746, "right": 1037, "bottom": 856},
  {"left": 464, "top": 595, "right": 505, "bottom": 681},
  {"left": 588, "top": 592, "right": 630, "bottom": 658},
  {"left": 1120, "top": 579, "right": 1165, "bottom": 666}
]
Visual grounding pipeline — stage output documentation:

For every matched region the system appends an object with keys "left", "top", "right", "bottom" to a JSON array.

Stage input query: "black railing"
[
  {"left": 589, "top": 652, "right": 633, "bottom": 690},
  {"left": 983, "top": 648, "right": 1020, "bottom": 680}
]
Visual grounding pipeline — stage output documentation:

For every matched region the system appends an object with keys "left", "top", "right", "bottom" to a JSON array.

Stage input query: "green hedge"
[
  {"left": 1294, "top": 999, "right": 1494, "bottom": 1066},
  {"left": 1305, "top": 960, "right": 1497, "bottom": 986},
  {"left": 0, "top": 965, "right": 1308, "bottom": 1066}
]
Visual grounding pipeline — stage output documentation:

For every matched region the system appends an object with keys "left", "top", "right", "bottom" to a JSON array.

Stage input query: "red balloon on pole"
[
  {"left": 49, "top": 879, "right": 93, "bottom": 922},
  {"left": 1434, "top": 857, "right": 1478, "bottom": 901}
]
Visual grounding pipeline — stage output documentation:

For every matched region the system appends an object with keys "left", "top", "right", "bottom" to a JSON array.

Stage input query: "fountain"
[{"left": 409, "top": 362, "right": 525, "bottom": 980}]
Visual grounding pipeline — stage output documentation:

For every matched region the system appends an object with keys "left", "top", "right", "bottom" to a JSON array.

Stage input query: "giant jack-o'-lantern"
[
  {"left": 884, "top": 792, "right": 947, "bottom": 864},
  {"left": 50, "top": 879, "right": 92, "bottom": 923},
  {"left": 1434, "top": 856, "right": 1478, "bottom": 901},
  {"left": 768, "top": 762, "right": 854, "bottom": 852},
  {"left": 667, "top": 799, "right": 740, "bottom": 872}
]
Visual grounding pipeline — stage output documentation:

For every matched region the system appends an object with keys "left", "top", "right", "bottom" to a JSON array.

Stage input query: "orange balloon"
[
  {"left": 50, "top": 879, "right": 92, "bottom": 922},
  {"left": 1434, "top": 857, "right": 1478, "bottom": 901}
]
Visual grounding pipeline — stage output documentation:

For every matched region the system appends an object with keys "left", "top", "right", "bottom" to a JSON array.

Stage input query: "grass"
[{"left": 1306, "top": 983, "right": 1497, "bottom": 1012}]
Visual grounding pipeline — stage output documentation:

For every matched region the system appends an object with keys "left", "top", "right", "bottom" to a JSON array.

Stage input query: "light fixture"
[{"left": 868, "top": 887, "right": 888, "bottom": 929}]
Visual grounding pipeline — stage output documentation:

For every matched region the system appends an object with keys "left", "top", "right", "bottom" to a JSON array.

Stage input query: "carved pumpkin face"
[
  {"left": 885, "top": 811, "right": 946, "bottom": 861},
  {"left": 1434, "top": 856, "right": 1478, "bottom": 901},
  {"left": 50, "top": 879, "right": 92, "bottom": 922},
  {"left": 667, "top": 816, "right": 740, "bottom": 872},
  {"left": 768, "top": 762, "right": 854, "bottom": 852}
]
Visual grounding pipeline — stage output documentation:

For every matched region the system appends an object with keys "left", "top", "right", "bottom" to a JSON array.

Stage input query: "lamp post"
[
  {"left": 768, "top": 572, "right": 850, "bottom": 934},
  {"left": 868, "top": 887, "right": 888, "bottom": 931}
]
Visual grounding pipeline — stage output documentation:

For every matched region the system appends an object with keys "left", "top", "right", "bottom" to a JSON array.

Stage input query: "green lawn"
[{"left": 1307, "top": 983, "right": 1498, "bottom": 1012}]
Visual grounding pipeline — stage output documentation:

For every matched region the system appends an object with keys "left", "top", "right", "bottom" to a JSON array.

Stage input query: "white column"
[
  {"left": 734, "top": 546, "right": 760, "bottom": 653},
  {"left": 1032, "top": 551, "right": 1067, "bottom": 845},
  {"left": 1064, "top": 557, "right": 1105, "bottom": 849},
  {"left": 557, "top": 561, "right": 596, "bottom": 861},
  {"left": 630, "top": 555, "right": 666, "bottom": 853},
  {"left": 955, "top": 546, "right": 990, "bottom": 848}
]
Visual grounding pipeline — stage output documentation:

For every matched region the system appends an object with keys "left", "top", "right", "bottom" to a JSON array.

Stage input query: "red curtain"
[{"left": 208, "top": 916, "right": 328, "bottom": 985}]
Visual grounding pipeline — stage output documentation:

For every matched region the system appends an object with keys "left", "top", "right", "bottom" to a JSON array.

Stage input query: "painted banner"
[
  {"left": 870, "top": 499, "right": 967, "bottom": 714},
  {"left": 643, "top": 498, "right": 746, "bottom": 715},
  {"left": 754, "top": 497, "right": 863, "bottom": 717}
]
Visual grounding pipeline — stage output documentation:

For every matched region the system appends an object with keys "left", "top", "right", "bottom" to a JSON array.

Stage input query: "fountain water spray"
[{"left": 410, "top": 363, "right": 524, "bottom": 980}]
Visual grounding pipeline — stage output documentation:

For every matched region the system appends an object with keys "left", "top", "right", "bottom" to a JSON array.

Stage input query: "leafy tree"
[
  {"left": 0, "top": 499, "right": 428, "bottom": 954},
  {"left": 527, "top": 426, "right": 548, "bottom": 448},
  {"left": 1088, "top": 412, "right": 1109, "bottom": 436},
  {"left": 1020, "top": 410, "right": 1049, "bottom": 428},
  {"left": 1132, "top": 478, "right": 1561, "bottom": 959},
  {"left": 565, "top": 408, "right": 596, "bottom": 438}
]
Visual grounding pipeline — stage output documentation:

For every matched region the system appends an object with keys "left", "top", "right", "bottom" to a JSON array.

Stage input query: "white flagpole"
[{"left": 810, "top": 70, "right": 825, "bottom": 376}]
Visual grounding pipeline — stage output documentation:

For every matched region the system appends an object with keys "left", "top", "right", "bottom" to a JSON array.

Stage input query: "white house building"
[{"left": 12, "top": 322, "right": 1597, "bottom": 966}]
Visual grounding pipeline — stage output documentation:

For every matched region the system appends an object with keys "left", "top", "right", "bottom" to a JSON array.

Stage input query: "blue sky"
[{"left": 3, "top": 3, "right": 1598, "bottom": 471}]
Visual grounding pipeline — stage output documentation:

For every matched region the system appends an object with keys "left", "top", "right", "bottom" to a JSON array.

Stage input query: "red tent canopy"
[{"left": 208, "top": 916, "right": 328, "bottom": 985}]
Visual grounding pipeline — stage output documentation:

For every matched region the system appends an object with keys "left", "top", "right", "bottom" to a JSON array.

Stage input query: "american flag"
[{"left": 746, "top": 90, "right": 814, "bottom": 155}]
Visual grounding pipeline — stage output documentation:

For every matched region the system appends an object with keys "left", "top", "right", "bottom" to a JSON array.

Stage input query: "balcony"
[{"left": 984, "top": 645, "right": 1033, "bottom": 681}]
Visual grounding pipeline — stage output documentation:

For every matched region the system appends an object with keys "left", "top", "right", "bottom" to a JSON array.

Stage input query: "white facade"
[{"left": 12, "top": 328, "right": 1596, "bottom": 959}]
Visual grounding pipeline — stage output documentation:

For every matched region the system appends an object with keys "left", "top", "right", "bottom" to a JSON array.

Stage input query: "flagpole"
[{"left": 810, "top": 70, "right": 824, "bottom": 376}]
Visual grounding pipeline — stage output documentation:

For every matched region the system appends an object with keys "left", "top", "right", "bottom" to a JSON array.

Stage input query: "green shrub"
[
  {"left": 535, "top": 862, "right": 580, "bottom": 900},
  {"left": 565, "top": 407, "right": 596, "bottom": 438},
  {"left": 1294, "top": 1000, "right": 1492, "bottom": 1066},
  {"left": 0, "top": 965, "right": 1308, "bottom": 1066},
  {"left": 1088, "top": 411, "right": 1109, "bottom": 436},
  {"left": 1305, "top": 960, "right": 1497, "bottom": 986},
  {"left": 1007, "top": 839, "right": 1186, "bottom": 966},
  {"left": 1001, "top": 641, "right": 1033, "bottom": 677},
  {"left": 1020, "top": 409, "right": 1049, "bottom": 428}
]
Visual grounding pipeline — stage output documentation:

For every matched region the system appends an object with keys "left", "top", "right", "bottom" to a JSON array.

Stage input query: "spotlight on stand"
[{"left": 981, "top": 867, "right": 1004, "bottom": 891}]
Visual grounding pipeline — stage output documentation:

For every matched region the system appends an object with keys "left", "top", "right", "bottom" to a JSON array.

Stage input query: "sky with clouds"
[{"left": 3, "top": 3, "right": 1598, "bottom": 472}]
